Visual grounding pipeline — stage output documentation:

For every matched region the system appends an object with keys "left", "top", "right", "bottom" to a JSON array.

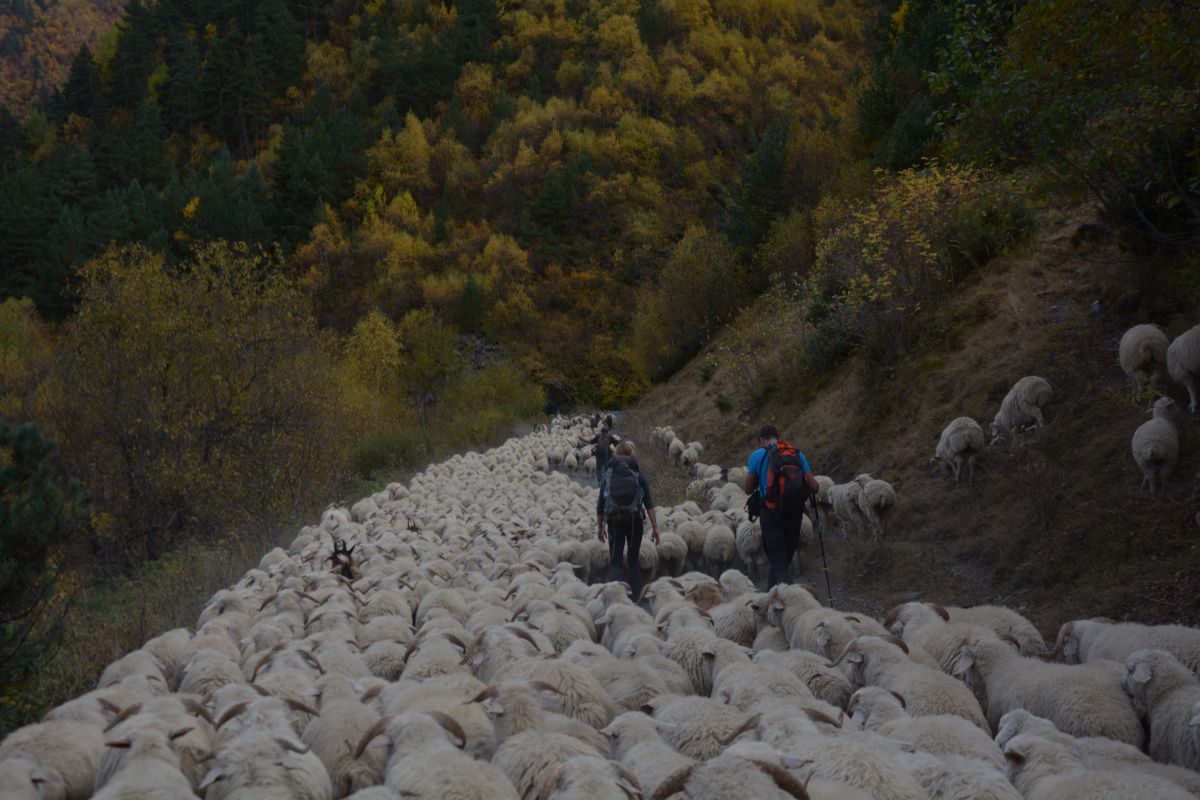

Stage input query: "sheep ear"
[
  {"left": 1004, "top": 750, "right": 1026, "bottom": 767},
  {"left": 199, "top": 766, "right": 226, "bottom": 789},
  {"left": 953, "top": 648, "right": 975, "bottom": 676},
  {"left": 701, "top": 644, "right": 717, "bottom": 658},
  {"left": 815, "top": 624, "right": 830, "bottom": 651},
  {"left": 169, "top": 726, "right": 193, "bottom": 741},
  {"left": 930, "top": 603, "right": 950, "bottom": 621},
  {"left": 104, "top": 738, "right": 132, "bottom": 749},
  {"left": 29, "top": 767, "right": 47, "bottom": 786},
  {"left": 1132, "top": 662, "right": 1153, "bottom": 684}
]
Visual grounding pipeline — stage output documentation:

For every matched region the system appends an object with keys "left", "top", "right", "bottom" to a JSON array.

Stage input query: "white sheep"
[
  {"left": 990, "top": 375, "right": 1053, "bottom": 444},
  {"left": 1167, "top": 323, "right": 1200, "bottom": 412},
  {"left": 1131, "top": 396, "right": 1181, "bottom": 493},
  {"left": 1050, "top": 618, "right": 1200, "bottom": 673},
  {"left": 91, "top": 728, "right": 195, "bottom": 800},
  {"left": 1119, "top": 323, "right": 1170, "bottom": 399},
  {"left": 601, "top": 711, "right": 696, "bottom": 799},
  {"left": 994, "top": 708, "right": 1200, "bottom": 795},
  {"left": 930, "top": 417, "right": 985, "bottom": 484},
  {"left": 944, "top": 605, "right": 1045, "bottom": 657},
  {"left": 1122, "top": 649, "right": 1200, "bottom": 770},
  {"left": 835, "top": 635, "right": 989, "bottom": 731},
  {"left": 847, "top": 687, "right": 1003, "bottom": 768},
  {"left": 0, "top": 720, "right": 102, "bottom": 800},
  {"left": 953, "top": 637, "right": 1142, "bottom": 746},
  {"left": 639, "top": 694, "right": 760, "bottom": 759},
  {"left": 1002, "top": 732, "right": 1192, "bottom": 800},
  {"left": 853, "top": 474, "right": 895, "bottom": 541},
  {"left": 825, "top": 480, "right": 866, "bottom": 539}
]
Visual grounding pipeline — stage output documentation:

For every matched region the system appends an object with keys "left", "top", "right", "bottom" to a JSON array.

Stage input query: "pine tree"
[
  {"left": 725, "top": 116, "right": 789, "bottom": 253},
  {"left": 0, "top": 421, "right": 86, "bottom": 700},
  {"left": 52, "top": 45, "right": 103, "bottom": 123},
  {"left": 163, "top": 32, "right": 203, "bottom": 133}
]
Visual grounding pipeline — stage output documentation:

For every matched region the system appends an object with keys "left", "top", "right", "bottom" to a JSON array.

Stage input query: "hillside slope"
[
  {"left": 0, "top": 0, "right": 126, "bottom": 114},
  {"left": 629, "top": 208, "right": 1199, "bottom": 630}
]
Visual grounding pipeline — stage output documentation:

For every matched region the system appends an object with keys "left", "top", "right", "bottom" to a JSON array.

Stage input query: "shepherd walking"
[
  {"left": 597, "top": 441, "right": 659, "bottom": 600},
  {"left": 744, "top": 425, "right": 820, "bottom": 588}
]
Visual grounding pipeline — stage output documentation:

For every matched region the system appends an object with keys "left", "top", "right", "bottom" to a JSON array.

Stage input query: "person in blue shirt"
[{"left": 744, "top": 425, "right": 820, "bottom": 587}]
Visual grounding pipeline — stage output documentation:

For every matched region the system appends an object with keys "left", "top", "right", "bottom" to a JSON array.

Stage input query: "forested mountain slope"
[{"left": 0, "top": 0, "right": 127, "bottom": 114}]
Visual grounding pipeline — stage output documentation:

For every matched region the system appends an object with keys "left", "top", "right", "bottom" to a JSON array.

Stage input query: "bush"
[
  {"left": 810, "top": 163, "right": 1029, "bottom": 365},
  {"left": 38, "top": 242, "right": 352, "bottom": 567},
  {"left": 633, "top": 226, "right": 745, "bottom": 380}
]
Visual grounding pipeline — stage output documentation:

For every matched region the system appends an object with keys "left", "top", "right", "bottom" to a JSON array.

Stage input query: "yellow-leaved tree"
[
  {"left": 343, "top": 310, "right": 402, "bottom": 433},
  {"left": 38, "top": 242, "right": 353, "bottom": 566}
]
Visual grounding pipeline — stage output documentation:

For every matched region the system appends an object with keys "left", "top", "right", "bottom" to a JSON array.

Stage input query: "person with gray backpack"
[{"left": 596, "top": 440, "right": 659, "bottom": 600}]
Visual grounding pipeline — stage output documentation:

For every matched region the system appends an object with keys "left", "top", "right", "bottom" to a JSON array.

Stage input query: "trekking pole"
[{"left": 810, "top": 497, "right": 835, "bottom": 608}]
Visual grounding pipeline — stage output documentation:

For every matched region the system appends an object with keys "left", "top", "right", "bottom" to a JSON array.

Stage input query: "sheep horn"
[
  {"left": 1042, "top": 622, "right": 1072, "bottom": 661},
  {"left": 802, "top": 707, "right": 842, "bottom": 728},
  {"left": 285, "top": 699, "right": 321, "bottom": 717},
  {"left": 887, "top": 690, "right": 907, "bottom": 710},
  {"left": 215, "top": 701, "right": 250, "bottom": 729},
  {"left": 275, "top": 738, "right": 310, "bottom": 754},
  {"left": 999, "top": 634, "right": 1022, "bottom": 650},
  {"left": 181, "top": 698, "right": 215, "bottom": 727},
  {"left": 425, "top": 711, "right": 467, "bottom": 749},
  {"left": 718, "top": 713, "right": 761, "bottom": 745},
  {"left": 750, "top": 759, "right": 812, "bottom": 800},
  {"left": 882, "top": 606, "right": 901, "bottom": 629},
  {"left": 650, "top": 765, "right": 697, "bottom": 800},
  {"left": 881, "top": 634, "right": 909, "bottom": 654},
  {"left": 103, "top": 703, "right": 144, "bottom": 733},
  {"left": 466, "top": 687, "right": 498, "bottom": 704},
  {"left": 353, "top": 715, "right": 394, "bottom": 760},
  {"left": 929, "top": 603, "right": 950, "bottom": 622},
  {"left": 359, "top": 685, "right": 383, "bottom": 704}
]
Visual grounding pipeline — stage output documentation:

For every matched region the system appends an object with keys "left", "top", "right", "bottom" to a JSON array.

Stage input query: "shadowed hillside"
[{"left": 629, "top": 206, "right": 1200, "bottom": 631}]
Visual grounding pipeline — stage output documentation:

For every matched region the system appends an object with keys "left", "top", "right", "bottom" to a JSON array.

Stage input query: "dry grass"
[{"left": 629, "top": 208, "right": 1200, "bottom": 635}]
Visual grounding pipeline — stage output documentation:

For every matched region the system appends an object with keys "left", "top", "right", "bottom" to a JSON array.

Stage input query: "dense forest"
[
  {"left": 1, "top": 0, "right": 1197, "bottom": 730},
  {"left": 0, "top": 0, "right": 129, "bottom": 114}
]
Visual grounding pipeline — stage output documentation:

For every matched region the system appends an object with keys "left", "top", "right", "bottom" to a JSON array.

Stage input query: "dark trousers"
[
  {"left": 761, "top": 507, "right": 802, "bottom": 588},
  {"left": 607, "top": 513, "right": 644, "bottom": 599},
  {"left": 596, "top": 453, "right": 610, "bottom": 484}
]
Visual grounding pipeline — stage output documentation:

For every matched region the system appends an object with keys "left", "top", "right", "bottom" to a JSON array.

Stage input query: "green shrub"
[
  {"left": 714, "top": 394, "right": 734, "bottom": 413},
  {"left": 699, "top": 357, "right": 718, "bottom": 383}
]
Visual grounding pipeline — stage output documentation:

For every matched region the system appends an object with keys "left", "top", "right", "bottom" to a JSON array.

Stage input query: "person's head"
[
  {"left": 758, "top": 425, "right": 780, "bottom": 447},
  {"left": 600, "top": 425, "right": 609, "bottom": 434},
  {"left": 615, "top": 441, "right": 635, "bottom": 456}
]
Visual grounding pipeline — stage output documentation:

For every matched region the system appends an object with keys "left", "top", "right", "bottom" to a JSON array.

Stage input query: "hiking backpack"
[
  {"left": 595, "top": 429, "right": 613, "bottom": 458},
  {"left": 603, "top": 455, "right": 644, "bottom": 520},
  {"left": 764, "top": 441, "right": 812, "bottom": 514}
]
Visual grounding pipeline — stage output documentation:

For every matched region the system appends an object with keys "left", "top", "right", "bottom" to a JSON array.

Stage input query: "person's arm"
[
  {"left": 647, "top": 507, "right": 659, "bottom": 544},
  {"left": 805, "top": 472, "right": 820, "bottom": 494},
  {"left": 596, "top": 491, "right": 606, "bottom": 541},
  {"left": 744, "top": 449, "right": 760, "bottom": 495}
]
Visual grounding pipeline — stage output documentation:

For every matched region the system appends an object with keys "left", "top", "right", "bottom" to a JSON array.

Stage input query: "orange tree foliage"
[{"left": 37, "top": 242, "right": 352, "bottom": 567}]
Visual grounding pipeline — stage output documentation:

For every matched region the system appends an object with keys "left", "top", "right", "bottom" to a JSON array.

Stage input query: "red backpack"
[{"left": 764, "top": 441, "right": 812, "bottom": 514}]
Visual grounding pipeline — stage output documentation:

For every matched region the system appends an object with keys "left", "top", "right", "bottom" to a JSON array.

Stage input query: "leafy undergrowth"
[{"left": 628, "top": 206, "right": 1200, "bottom": 636}]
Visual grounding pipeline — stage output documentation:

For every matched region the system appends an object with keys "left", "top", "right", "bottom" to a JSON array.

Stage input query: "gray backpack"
[{"left": 603, "top": 456, "right": 643, "bottom": 520}]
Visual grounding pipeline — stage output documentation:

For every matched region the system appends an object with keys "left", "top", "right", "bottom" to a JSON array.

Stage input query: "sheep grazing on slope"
[
  {"left": 826, "top": 480, "right": 866, "bottom": 539},
  {"left": 990, "top": 375, "right": 1053, "bottom": 444},
  {"left": 853, "top": 475, "right": 895, "bottom": 542},
  {"left": 1119, "top": 323, "right": 1170, "bottom": 400},
  {"left": 1167, "top": 323, "right": 1200, "bottom": 413},
  {"left": 1131, "top": 396, "right": 1181, "bottom": 494},
  {"left": 931, "top": 417, "right": 985, "bottom": 484}
]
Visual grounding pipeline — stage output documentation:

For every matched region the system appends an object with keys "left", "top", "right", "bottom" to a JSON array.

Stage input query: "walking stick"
[{"left": 810, "top": 498, "right": 835, "bottom": 608}]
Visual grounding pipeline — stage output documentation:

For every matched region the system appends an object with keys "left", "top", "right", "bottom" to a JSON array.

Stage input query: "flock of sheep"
[
  {"left": 926, "top": 321, "right": 1200, "bottom": 497},
  {"left": 3, "top": 413, "right": 1200, "bottom": 800}
]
